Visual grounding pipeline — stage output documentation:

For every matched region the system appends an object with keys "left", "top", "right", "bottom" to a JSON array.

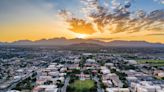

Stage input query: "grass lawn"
[
  {"left": 68, "top": 80, "right": 95, "bottom": 92},
  {"left": 137, "top": 60, "right": 164, "bottom": 67}
]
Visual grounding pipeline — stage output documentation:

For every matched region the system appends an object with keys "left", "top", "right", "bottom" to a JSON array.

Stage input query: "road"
[
  {"left": 93, "top": 76, "right": 104, "bottom": 92},
  {"left": 0, "top": 72, "right": 34, "bottom": 92},
  {"left": 60, "top": 77, "right": 70, "bottom": 92}
]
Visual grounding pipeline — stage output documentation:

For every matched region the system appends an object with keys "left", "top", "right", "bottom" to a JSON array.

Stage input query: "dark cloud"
[{"left": 148, "top": 9, "right": 164, "bottom": 21}]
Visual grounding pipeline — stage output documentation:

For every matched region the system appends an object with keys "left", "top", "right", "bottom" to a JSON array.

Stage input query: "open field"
[
  {"left": 68, "top": 80, "right": 95, "bottom": 92},
  {"left": 138, "top": 60, "right": 164, "bottom": 67}
]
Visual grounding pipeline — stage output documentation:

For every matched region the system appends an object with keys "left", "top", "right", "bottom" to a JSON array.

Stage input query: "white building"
[
  {"left": 130, "top": 81, "right": 164, "bottom": 92},
  {"left": 86, "top": 59, "right": 96, "bottom": 63},
  {"left": 106, "top": 88, "right": 130, "bottom": 92},
  {"left": 101, "top": 66, "right": 110, "bottom": 74},
  {"left": 126, "top": 60, "right": 137, "bottom": 65},
  {"left": 33, "top": 85, "right": 58, "bottom": 92}
]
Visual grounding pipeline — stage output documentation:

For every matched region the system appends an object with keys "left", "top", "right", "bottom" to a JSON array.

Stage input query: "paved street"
[
  {"left": 93, "top": 76, "right": 104, "bottom": 92},
  {"left": 61, "top": 77, "right": 70, "bottom": 92}
]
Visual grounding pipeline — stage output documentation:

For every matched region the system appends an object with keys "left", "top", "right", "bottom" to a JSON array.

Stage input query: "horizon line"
[{"left": 0, "top": 37, "right": 164, "bottom": 44}]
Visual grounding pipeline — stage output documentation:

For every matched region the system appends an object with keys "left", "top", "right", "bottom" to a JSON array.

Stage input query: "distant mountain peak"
[{"left": 0, "top": 38, "right": 163, "bottom": 47}]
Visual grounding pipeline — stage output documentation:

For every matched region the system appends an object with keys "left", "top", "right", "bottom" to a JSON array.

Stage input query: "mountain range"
[{"left": 0, "top": 37, "right": 164, "bottom": 47}]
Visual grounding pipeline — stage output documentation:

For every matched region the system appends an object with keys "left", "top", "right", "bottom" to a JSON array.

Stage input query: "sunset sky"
[{"left": 0, "top": 0, "right": 164, "bottom": 43}]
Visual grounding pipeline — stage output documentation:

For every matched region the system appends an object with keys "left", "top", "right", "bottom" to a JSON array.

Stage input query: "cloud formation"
[
  {"left": 59, "top": 0, "right": 164, "bottom": 35},
  {"left": 59, "top": 9, "right": 96, "bottom": 34},
  {"left": 154, "top": 0, "right": 164, "bottom": 4},
  {"left": 146, "top": 33, "right": 164, "bottom": 36}
]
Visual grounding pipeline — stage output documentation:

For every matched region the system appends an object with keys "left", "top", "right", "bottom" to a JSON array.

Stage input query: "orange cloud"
[{"left": 67, "top": 18, "right": 96, "bottom": 34}]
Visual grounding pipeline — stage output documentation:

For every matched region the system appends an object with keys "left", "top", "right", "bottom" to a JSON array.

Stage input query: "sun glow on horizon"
[{"left": 76, "top": 34, "right": 88, "bottom": 39}]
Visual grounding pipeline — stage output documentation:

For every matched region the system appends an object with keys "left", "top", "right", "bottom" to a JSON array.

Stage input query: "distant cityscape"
[{"left": 0, "top": 46, "right": 164, "bottom": 92}]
